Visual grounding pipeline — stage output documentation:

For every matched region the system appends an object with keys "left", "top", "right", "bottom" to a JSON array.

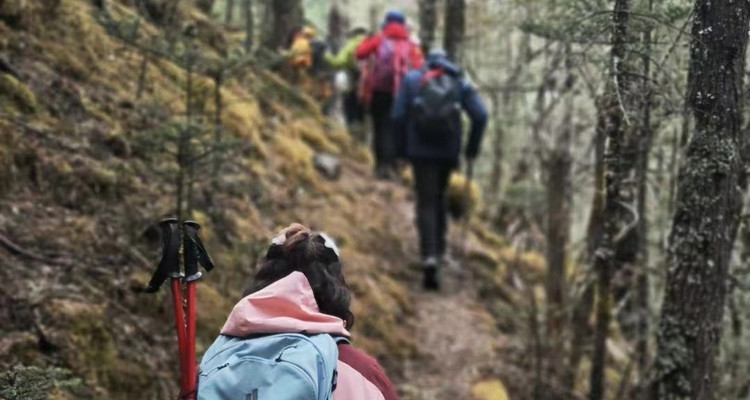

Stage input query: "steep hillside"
[{"left": 0, "top": 1, "right": 539, "bottom": 399}]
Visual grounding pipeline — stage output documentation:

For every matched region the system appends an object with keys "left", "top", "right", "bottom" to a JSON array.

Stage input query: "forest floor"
[{"left": 401, "top": 279, "right": 511, "bottom": 400}]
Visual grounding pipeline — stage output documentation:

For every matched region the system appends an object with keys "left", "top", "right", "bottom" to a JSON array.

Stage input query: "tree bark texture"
[
  {"left": 262, "top": 0, "right": 304, "bottom": 50},
  {"left": 327, "top": 5, "right": 346, "bottom": 53},
  {"left": 633, "top": 0, "right": 654, "bottom": 390},
  {"left": 443, "top": 0, "right": 465, "bottom": 63},
  {"left": 488, "top": 91, "right": 504, "bottom": 204},
  {"left": 242, "top": 0, "right": 253, "bottom": 52},
  {"left": 544, "top": 57, "right": 573, "bottom": 395},
  {"left": 196, "top": 0, "right": 214, "bottom": 14},
  {"left": 545, "top": 43, "right": 574, "bottom": 349},
  {"left": 224, "top": 0, "right": 235, "bottom": 25},
  {"left": 565, "top": 126, "right": 605, "bottom": 391},
  {"left": 589, "top": 0, "right": 638, "bottom": 398},
  {"left": 418, "top": 0, "right": 438, "bottom": 55},
  {"left": 650, "top": 1, "right": 750, "bottom": 399}
]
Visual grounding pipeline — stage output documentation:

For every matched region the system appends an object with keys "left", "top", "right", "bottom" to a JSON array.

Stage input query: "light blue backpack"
[{"left": 197, "top": 333, "right": 347, "bottom": 400}]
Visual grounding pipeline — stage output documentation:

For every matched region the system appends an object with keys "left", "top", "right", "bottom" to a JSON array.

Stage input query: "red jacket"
[
  {"left": 338, "top": 344, "right": 400, "bottom": 400},
  {"left": 355, "top": 23, "right": 424, "bottom": 68}
]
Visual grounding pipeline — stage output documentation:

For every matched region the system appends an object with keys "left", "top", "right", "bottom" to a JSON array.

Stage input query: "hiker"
[
  {"left": 286, "top": 26, "right": 317, "bottom": 87},
  {"left": 392, "top": 49, "right": 488, "bottom": 290},
  {"left": 198, "top": 224, "right": 400, "bottom": 400},
  {"left": 326, "top": 27, "right": 369, "bottom": 140},
  {"left": 310, "top": 33, "right": 336, "bottom": 113},
  {"left": 356, "top": 10, "right": 424, "bottom": 179}
]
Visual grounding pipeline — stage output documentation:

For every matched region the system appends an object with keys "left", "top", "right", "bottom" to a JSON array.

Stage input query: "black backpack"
[
  {"left": 411, "top": 72, "right": 462, "bottom": 148},
  {"left": 311, "top": 39, "right": 329, "bottom": 75}
]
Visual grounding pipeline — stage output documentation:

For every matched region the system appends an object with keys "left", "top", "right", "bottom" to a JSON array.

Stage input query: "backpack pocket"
[
  {"left": 413, "top": 99, "right": 461, "bottom": 148},
  {"left": 198, "top": 356, "right": 317, "bottom": 400},
  {"left": 198, "top": 333, "right": 340, "bottom": 400}
]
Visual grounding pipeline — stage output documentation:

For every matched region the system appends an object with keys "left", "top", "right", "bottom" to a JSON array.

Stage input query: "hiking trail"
[{"left": 375, "top": 176, "right": 511, "bottom": 400}]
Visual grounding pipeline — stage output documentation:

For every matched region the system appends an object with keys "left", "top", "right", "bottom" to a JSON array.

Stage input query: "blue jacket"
[{"left": 391, "top": 54, "right": 488, "bottom": 162}]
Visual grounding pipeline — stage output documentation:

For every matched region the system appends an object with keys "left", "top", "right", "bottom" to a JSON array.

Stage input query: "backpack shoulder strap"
[
  {"left": 334, "top": 336, "right": 351, "bottom": 345},
  {"left": 420, "top": 69, "right": 445, "bottom": 87},
  {"left": 392, "top": 39, "right": 412, "bottom": 93}
]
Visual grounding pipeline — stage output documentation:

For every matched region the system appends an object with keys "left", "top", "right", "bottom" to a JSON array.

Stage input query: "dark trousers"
[
  {"left": 370, "top": 92, "right": 397, "bottom": 171},
  {"left": 344, "top": 90, "right": 365, "bottom": 126},
  {"left": 413, "top": 161, "right": 453, "bottom": 259}
]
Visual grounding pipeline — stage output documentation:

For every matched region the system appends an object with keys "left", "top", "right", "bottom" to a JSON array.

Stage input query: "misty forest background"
[{"left": 0, "top": 0, "right": 749, "bottom": 399}]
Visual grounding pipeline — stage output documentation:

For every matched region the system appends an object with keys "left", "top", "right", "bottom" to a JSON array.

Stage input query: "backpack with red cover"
[{"left": 371, "top": 38, "right": 414, "bottom": 94}]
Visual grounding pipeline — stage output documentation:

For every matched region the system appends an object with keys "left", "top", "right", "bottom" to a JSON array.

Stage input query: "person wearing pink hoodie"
[{"left": 216, "top": 223, "right": 400, "bottom": 400}]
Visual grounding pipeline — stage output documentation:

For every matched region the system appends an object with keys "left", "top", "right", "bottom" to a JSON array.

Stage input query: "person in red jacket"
[{"left": 356, "top": 10, "right": 424, "bottom": 180}]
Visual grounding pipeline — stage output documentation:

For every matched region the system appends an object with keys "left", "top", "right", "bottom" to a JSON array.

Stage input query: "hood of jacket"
[
  {"left": 427, "top": 53, "right": 461, "bottom": 77},
  {"left": 382, "top": 22, "right": 410, "bottom": 40},
  {"left": 220, "top": 271, "right": 351, "bottom": 338}
]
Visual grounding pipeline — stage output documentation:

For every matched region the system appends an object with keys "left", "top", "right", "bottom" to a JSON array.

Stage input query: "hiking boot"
[{"left": 422, "top": 256, "right": 441, "bottom": 291}]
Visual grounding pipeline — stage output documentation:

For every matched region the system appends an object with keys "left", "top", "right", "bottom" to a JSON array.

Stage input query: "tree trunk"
[
  {"left": 565, "top": 124, "right": 604, "bottom": 392},
  {"left": 633, "top": 0, "right": 654, "bottom": 392},
  {"left": 589, "top": 0, "right": 637, "bottom": 398},
  {"left": 545, "top": 44, "right": 574, "bottom": 389},
  {"left": 327, "top": 5, "right": 345, "bottom": 53},
  {"left": 368, "top": 5, "right": 379, "bottom": 35},
  {"left": 183, "top": 48, "right": 195, "bottom": 220},
  {"left": 649, "top": 1, "right": 750, "bottom": 398},
  {"left": 418, "top": 0, "right": 438, "bottom": 55},
  {"left": 224, "top": 0, "right": 235, "bottom": 25},
  {"left": 196, "top": 0, "right": 213, "bottom": 14},
  {"left": 242, "top": 0, "right": 253, "bottom": 52},
  {"left": 488, "top": 91, "right": 504, "bottom": 203},
  {"left": 212, "top": 72, "right": 223, "bottom": 193},
  {"left": 443, "top": 0, "right": 465, "bottom": 63},
  {"left": 262, "top": 0, "right": 304, "bottom": 50}
]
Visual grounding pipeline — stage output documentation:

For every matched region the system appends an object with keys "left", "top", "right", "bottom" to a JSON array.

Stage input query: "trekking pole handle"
[
  {"left": 182, "top": 221, "right": 203, "bottom": 283},
  {"left": 145, "top": 218, "right": 182, "bottom": 292}
]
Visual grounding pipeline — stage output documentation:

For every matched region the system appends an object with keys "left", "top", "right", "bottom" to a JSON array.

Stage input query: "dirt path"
[
  {"left": 399, "top": 286, "right": 508, "bottom": 400},
  {"left": 389, "top": 199, "right": 510, "bottom": 400},
  {"left": 334, "top": 159, "right": 511, "bottom": 399}
]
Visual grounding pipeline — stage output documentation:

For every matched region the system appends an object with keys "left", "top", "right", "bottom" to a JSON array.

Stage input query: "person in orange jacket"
[{"left": 287, "top": 26, "right": 317, "bottom": 87}]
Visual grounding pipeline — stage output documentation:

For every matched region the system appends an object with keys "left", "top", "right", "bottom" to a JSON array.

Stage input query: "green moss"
[
  {"left": 45, "top": 300, "right": 153, "bottom": 399},
  {"left": 472, "top": 379, "right": 510, "bottom": 400},
  {"left": 79, "top": 165, "right": 118, "bottom": 194},
  {"left": 44, "top": 301, "right": 115, "bottom": 388},
  {"left": 0, "top": 73, "right": 37, "bottom": 113},
  {"left": 448, "top": 172, "right": 482, "bottom": 219},
  {"left": 292, "top": 118, "right": 341, "bottom": 154},
  {"left": 196, "top": 284, "right": 234, "bottom": 348},
  {"left": 272, "top": 134, "right": 317, "bottom": 184},
  {"left": 44, "top": 43, "right": 89, "bottom": 80},
  {"left": 0, "top": 365, "right": 83, "bottom": 400}
]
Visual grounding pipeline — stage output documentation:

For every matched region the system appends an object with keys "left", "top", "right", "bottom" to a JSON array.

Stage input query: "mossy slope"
[{"left": 0, "top": 1, "right": 537, "bottom": 399}]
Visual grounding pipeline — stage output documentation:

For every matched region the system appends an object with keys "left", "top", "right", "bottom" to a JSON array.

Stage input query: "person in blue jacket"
[{"left": 392, "top": 48, "right": 488, "bottom": 290}]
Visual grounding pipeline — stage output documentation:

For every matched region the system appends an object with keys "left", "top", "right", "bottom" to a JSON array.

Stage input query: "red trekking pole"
[
  {"left": 145, "top": 218, "right": 214, "bottom": 400},
  {"left": 181, "top": 221, "right": 214, "bottom": 399}
]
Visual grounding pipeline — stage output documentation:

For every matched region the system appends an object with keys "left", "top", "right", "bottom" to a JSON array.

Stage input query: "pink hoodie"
[{"left": 220, "top": 272, "right": 399, "bottom": 400}]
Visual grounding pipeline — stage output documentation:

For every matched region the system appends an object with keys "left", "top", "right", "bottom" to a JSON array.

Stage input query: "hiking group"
[
  {"left": 150, "top": 9, "right": 489, "bottom": 400},
  {"left": 287, "top": 10, "right": 488, "bottom": 290}
]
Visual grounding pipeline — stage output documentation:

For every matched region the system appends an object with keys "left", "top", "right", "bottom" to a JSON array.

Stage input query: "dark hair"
[{"left": 244, "top": 224, "right": 355, "bottom": 329}]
